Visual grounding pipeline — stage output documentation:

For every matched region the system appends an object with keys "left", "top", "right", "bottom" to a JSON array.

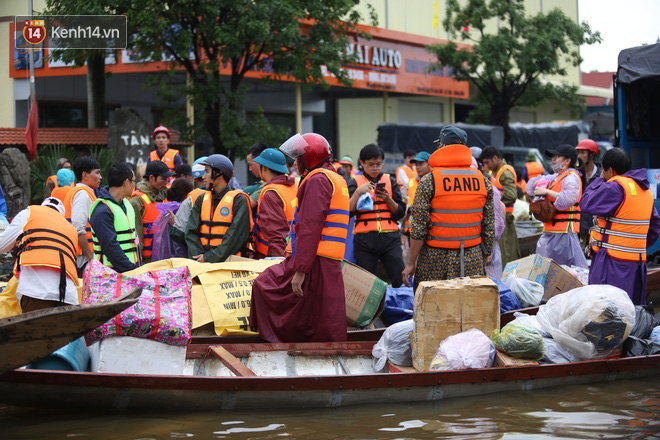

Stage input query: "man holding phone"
[{"left": 348, "top": 144, "right": 406, "bottom": 287}]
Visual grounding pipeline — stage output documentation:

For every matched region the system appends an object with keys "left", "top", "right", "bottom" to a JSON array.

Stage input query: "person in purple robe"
[
  {"left": 580, "top": 148, "right": 660, "bottom": 305},
  {"left": 249, "top": 133, "right": 349, "bottom": 343}
]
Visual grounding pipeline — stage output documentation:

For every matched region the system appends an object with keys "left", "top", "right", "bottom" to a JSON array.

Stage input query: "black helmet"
[{"left": 201, "top": 154, "right": 233, "bottom": 181}]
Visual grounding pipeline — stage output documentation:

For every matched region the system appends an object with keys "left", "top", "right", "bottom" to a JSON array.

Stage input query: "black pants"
[{"left": 353, "top": 231, "right": 404, "bottom": 288}]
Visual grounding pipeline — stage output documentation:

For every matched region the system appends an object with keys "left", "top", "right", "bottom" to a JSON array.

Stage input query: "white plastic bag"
[
  {"left": 429, "top": 328, "right": 495, "bottom": 371},
  {"left": 503, "top": 270, "right": 544, "bottom": 307},
  {"left": 357, "top": 192, "right": 373, "bottom": 211},
  {"left": 535, "top": 284, "right": 636, "bottom": 360},
  {"left": 511, "top": 312, "right": 551, "bottom": 338},
  {"left": 541, "top": 337, "right": 581, "bottom": 364},
  {"left": 372, "top": 319, "right": 414, "bottom": 372}
]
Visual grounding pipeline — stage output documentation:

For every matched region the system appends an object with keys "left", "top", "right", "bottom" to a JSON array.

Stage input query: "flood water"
[{"left": 3, "top": 377, "right": 660, "bottom": 439}]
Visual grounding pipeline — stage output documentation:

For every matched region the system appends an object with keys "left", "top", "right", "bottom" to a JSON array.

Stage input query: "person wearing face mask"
[{"left": 526, "top": 144, "right": 588, "bottom": 268}]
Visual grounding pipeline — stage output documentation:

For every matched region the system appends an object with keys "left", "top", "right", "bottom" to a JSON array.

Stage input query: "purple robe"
[
  {"left": 579, "top": 169, "right": 660, "bottom": 304},
  {"left": 249, "top": 163, "right": 347, "bottom": 343}
]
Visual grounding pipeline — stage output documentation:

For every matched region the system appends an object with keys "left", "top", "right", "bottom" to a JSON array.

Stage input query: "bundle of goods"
[
  {"left": 429, "top": 329, "right": 495, "bottom": 371},
  {"left": 535, "top": 285, "right": 635, "bottom": 360},
  {"left": 372, "top": 319, "right": 414, "bottom": 372}
]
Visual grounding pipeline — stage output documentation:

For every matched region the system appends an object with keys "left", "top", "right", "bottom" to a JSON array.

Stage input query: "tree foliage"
[
  {"left": 123, "top": 0, "right": 375, "bottom": 159},
  {"left": 40, "top": 2, "right": 129, "bottom": 129},
  {"left": 427, "top": 0, "right": 600, "bottom": 141}
]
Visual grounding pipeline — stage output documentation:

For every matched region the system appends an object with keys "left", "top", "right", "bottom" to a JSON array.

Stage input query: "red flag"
[{"left": 25, "top": 95, "right": 38, "bottom": 160}]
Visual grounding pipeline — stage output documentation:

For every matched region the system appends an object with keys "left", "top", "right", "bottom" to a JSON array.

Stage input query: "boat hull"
[{"left": 1, "top": 353, "right": 659, "bottom": 411}]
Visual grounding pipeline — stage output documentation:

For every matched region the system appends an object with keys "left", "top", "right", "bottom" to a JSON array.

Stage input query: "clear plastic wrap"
[
  {"left": 503, "top": 271, "right": 544, "bottom": 307},
  {"left": 490, "top": 322, "right": 544, "bottom": 360},
  {"left": 511, "top": 312, "right": 551, "bottom": 338},
  {"left": 372, "top": 319, "right": 414, "bottom": 372},
  {"left": 540, "top": 337, "right": 581, "bottom": 364},
  {"left": 429, "top": 328, "right": 495, "bottom": 371},
  {"left": 535, "top": 285, "right": 636, "bottom": 360}
]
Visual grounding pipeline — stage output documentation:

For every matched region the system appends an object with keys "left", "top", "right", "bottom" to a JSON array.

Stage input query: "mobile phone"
[{"left": 375, "top": 182, "right": 386, "bottom": 192}]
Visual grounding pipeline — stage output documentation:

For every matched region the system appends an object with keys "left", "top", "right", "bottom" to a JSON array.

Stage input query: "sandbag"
[
  {"left": 535, "top": 284, "right": 635, "bottom": 360},
  {"left": 490, "top": 322, "right": 544, "bottom": 360},
  {"left": 429, "top": 328, "right": 495, "bottom": 371},
  {"left": 83, "top": 259, "right": 192, "bottom": 346},
  {"left": 372, "top": 319, "right": 414, "bottom": 372}
]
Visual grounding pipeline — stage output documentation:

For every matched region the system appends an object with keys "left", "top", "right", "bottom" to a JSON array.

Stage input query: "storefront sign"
[{"left": 9, "top": 22, "right": 469, "bottom": 99}]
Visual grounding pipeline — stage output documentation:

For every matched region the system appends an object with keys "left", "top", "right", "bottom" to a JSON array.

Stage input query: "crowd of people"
[{"left": 5, "top": 124, "right": 659, "bottom": 342}]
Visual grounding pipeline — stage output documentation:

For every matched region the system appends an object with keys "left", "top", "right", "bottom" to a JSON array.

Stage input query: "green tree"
[
  {"left": 40, "top": 3, "right": 129, "bottom": 129},
  {"left": 427, "top": 0, "right": 600, "bottom": 142},
  {"left": 124, "top": 0, "right": 376, "bottom": 159}
]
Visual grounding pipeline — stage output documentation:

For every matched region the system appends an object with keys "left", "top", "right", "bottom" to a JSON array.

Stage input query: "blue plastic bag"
[
  {"left": 382, "top": 286, "right": 414, "bottom": 324},
  {"left": 490, "top": 276, "right": 522, "bottom": 314},
  {"left": 357, "top": 192, "right": 373, "bottom": 211}
]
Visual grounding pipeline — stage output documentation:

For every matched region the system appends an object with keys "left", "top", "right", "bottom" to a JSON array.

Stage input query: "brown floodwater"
[{"left": 2, "top": 377, "right": 660, "bottom": 439}]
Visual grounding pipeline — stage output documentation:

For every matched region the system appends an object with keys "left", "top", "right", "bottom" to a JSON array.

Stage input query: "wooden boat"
[
  {"left": 2, "top": 323, "right": 659, "bottom": 411},
  {"left": 0, "top": 288, "right": 141, "bottom": 374}
]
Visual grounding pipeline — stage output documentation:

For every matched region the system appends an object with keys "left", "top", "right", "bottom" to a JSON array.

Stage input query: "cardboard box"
[
  {"left": 342, "top": 260, "right": 387, "bottom": 327},
  {"left": 492, "top": 350, "right": 539, "bottom": 367},
  {"left": 412, "top": 277, "right": 500, "bottom": 371},
  {"left": 502, "top": 254, "right": 583, "bottom": 301}
]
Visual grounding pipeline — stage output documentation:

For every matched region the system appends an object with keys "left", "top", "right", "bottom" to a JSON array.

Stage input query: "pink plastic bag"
[{"left": 82, "top": 259, "right": 192, "bottom": 346}]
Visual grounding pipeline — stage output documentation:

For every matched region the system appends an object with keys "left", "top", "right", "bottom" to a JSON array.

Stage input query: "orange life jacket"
[
  {"left": 188, "top": 188, "right": 207, "bottom": 206},
  {"left": 45, "top": 174, "right": 58, "bottom": 189},
  {"left": 63, "top": 185, "right": 97, "bottom": 255},
  {"left": 590, "top": 175, "right": 653, "bottom": 262},
  {"left": 254, "top": 182, "right": 297, "bottom": 256},
  {"left": 131, "top": 191, "right": 161, "bottom": 259},
  {"left": 51, "top": 186, "right": 73, "bottom": 203},
  {"left": 516, "top": 178, "right": 527, "bottom": 194},
  {"left": 199, "top": 190, "right": 253, "bottom": 251},
  {"left": 14, "top": 206, "right": 80, "bottom": 301},
  {"left": 151, "top": 148, "right": 179, "bottom": 185},
  {"left": 525, "top": 161, "right": 544, "bottom": 180},
  {"left": 543, "top": 169, "right": 582, "bottom": 234},
  {"left": 353, "top": 174, "right": 399, "bottom": 233},
  {"left": 427, "top": 146, "right": 487, "bottom": 252},
  {"left": 286, "top": 168, "right": 350, "bottom": 260},
  {"left": 396, "top": 165, "right": 415, "bottom": 192},
  {"left": 491, "top": 164, "right": 517, "bottom": 214},
  {"left": 150, "top": 148, "right": 179, "bottom": 172},
  {"left": 332, "top": 162, "right": 341, "bottom": 171}
]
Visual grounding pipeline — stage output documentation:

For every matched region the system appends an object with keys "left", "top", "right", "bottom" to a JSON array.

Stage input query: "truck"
[{"left": 614, "top": 42, "right": 660, "bottom": 255}]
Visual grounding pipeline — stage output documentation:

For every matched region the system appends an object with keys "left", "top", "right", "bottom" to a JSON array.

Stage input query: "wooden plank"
[
  {"left": 210, "top": 346, "right": 257, "bottom": 377},
  {"left": 0, "top": 288, "right": 142, "bottom": 374}
]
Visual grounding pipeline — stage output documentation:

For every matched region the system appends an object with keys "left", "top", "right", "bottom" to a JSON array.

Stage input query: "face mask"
[{"left": 551, "top": 162, "right": 565, "bottom": 174}]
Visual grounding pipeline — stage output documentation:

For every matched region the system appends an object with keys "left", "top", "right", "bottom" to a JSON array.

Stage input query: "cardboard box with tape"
[
  {"left": 411, "top": 277, "right": 500, "bottom": 371},
  {"left": 502, "top": 254, "right": 583, "bottom": 301}
]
